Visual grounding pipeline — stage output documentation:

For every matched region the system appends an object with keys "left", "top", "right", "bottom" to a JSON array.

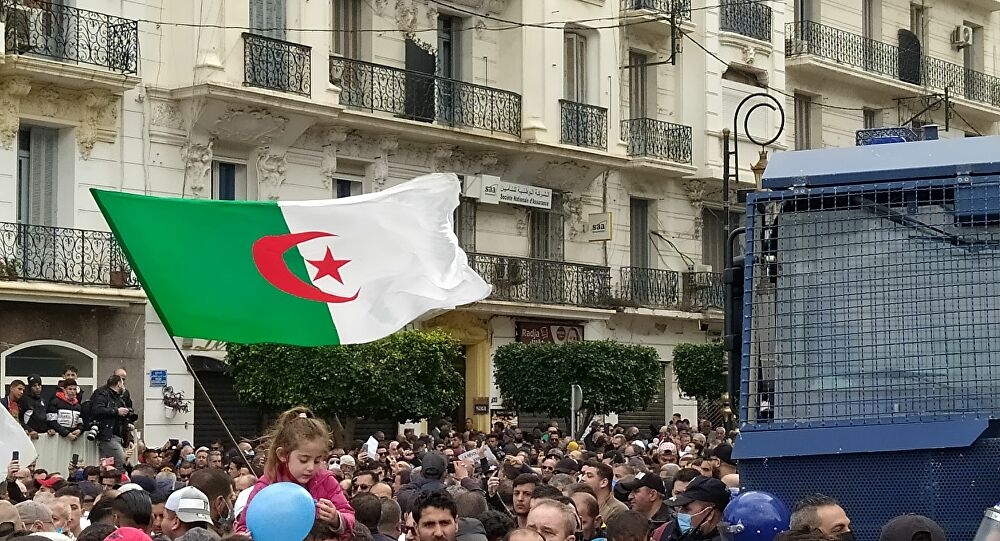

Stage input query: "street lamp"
[{"left": 750, "top": 149, "right": 769, "bottom": 190}]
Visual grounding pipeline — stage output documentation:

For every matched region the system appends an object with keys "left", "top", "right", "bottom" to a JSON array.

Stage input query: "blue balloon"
[{"left": 247, "top": 482, "right": 315, "bottom": 541}]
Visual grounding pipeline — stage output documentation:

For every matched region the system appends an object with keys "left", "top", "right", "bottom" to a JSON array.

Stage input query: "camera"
[{"left": 86, "top": 423, "right": 99, "bottom": 441}]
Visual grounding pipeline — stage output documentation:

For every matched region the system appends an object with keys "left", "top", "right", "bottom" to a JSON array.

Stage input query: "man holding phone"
[{"left": 91, "top": 374, "right": 136, "bottom": 467}]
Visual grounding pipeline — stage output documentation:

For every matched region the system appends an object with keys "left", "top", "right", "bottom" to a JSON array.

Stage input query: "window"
[
  {"left": 630, "top": 198, "right": 650, "bottom": 268},
  {"left": 16, "top": 127, "right": 58, "bottom": 227},
  {"left": 2, "top": 341, "right": 97, "bottom": 400},
  {"left": 702, "top": 208, "right": 743, "bottom": 272},
  {"left": 454, "top": 196, "right": 477, "bottom": 252},
  {"left": 250, "top": 0, "right": 287, "bottom": 40},
  {"left": 332, "top": 0, "right": 361, "bottom": 59},
  {"left": 212, "top": 161, "right": 248, "bottom": 201},
  {"left": 530, "top": 193, "right": 564, "bottom": 261},
  {"left": 628, "top": 51, "right": 648, "bottom": 119},
  {"left": 863, "top": 108, "right": 880, "bottom": 129},
  {"left": 909, "top": 4, "right": 925, "bottom": 46},
  {"left": 723, "top": 66, "right": 765, "bottom": 88},
  {"left": 861, "top": 0, "right": 879, "bottom": 41},
  {"left": 438, "top": 16, "right": 458, "bottom": 78},
  {"left": 794, "top": 93, "right": 813, "bottom": 150},
  {"left": 564, "top": 32, "right": 587, "bottom": 102},
  {"left": 335, "top": 179, "right": 361, "bottom": 199},
  {"left": 793, "top": 0, "right": 814, "bottom": 23}
]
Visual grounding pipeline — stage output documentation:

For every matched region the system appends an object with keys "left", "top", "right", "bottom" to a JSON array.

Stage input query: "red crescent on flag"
[{"left": 251, "top": 231, "right": 360, "bottom": 303}]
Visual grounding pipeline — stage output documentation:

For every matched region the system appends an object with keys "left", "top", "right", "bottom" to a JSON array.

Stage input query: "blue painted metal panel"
[
  {"left": 761, "top": 135, "right": 1000, "bottom": 189},
  {"left": 740, "top": 434, "right": 1000, "bottom": 541},
  {"left": 732, "top": 419, "right": 987, "bottom": 459}
]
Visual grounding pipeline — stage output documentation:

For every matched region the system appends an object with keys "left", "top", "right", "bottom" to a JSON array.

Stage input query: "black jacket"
[
  {"left": 46, "top": 391, "right": 83, "bottom": 437},
  {"left": 91, "top": 385, "right": 135, "bottom": 443},
  {"left": 18, "top": 393, "right": 48, "bottom": 432}
]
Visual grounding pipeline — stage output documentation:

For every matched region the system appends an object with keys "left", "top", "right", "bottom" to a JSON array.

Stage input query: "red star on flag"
[{"left": 307, "top": 247, "right": 351, "bottom": 284}]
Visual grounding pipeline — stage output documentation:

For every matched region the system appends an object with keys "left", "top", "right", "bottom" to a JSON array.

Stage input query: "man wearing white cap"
[{"left": 162, "top": 487, "right": 213, "bottom": 540}]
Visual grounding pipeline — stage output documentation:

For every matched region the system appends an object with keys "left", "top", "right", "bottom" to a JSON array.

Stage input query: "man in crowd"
[
  {"left": 622, "top": 472, "right": 672, "bottom": 530},
  {"left": 526, "top": 499, "right": 577, "bottom": 541},
  {"left": 373, "top": 498, "right": 403, "bottom": 541},
  {"left": 789, "top": 495, "right": 853, "bottom": 539},
  {"left": 569, "top": 492, "right": 602, "bottom": 541},
  {"left": 16, "top": 501, "right": 56, "bottom": 534},
  {"left": 162, "top": 487, "right": 214, "bottom": 540},
  {"left": 2, "top": 379, "right": 24, "bottom": 421},
  {"left": 582, "top": 461, "right": 627, "bottom": 523},
  {"left": 19, "top": 375, "right": 51, "bottom": 439},
  {"left": 91, "top": 374, "right": 134, "bottom": 467},
  {"left": 194, "top": 448, "right": 210, "bottom": 469},
  {"left": 660, "top": 476, "right": 731, "bottom": 541},
  {"left": 413, "top": 491, "right": 458, "bottom": 541},
  {"left": 188, "top": 468, "right": 234, "bottom": 533},
  {"left": 511, "top": 474, "right": 540, "bottom": 529}
]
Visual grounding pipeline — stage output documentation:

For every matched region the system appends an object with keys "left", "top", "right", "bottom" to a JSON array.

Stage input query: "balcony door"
[
  {"left": 404, "top": 16, "right": 459, "bottom": 124},
  {"left": 630, "top": 198, "right": 652, "bottom": 304},
  {"left": 529, "top": 195, "right": 565, "bottom": 304},
  {"left": 15, "top": 127, "right": 59, "bottom": 281},
  {"left": 250, "top": 0, "right": 286, "bottom": 40}
]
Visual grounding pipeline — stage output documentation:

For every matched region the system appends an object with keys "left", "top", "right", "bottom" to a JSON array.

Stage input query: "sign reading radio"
[
  {"left": 516, "top": 321, "right": 584, "bottom": 344},
  {"left": 467, "top": 175, "right": 553, "bottom": 209}
]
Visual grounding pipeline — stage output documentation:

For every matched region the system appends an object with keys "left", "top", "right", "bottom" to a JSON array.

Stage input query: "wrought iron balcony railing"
[
  {"left": 560, "top": 100, "right": 608, "bottom": 150},
  {"left": 720, "top": 0, "right": 772, "bottom": 42},
  {"left": 243, "top": 33, "right": 311, "bottom": 96},
  {"left": 467, "top": 253, "right": 611, "bottom": 308},
  {"left": 786, "top": 21, "right": 1000, "bottom": 108},
  {"left": 620, "top": 0, "right": 692, "bottom": 20},
  {"left": 1, "top": 0, "right": 139, "bottom": 74},
  {"left": 621, "top": 118, "right": 693, "bottom": 164},
  {"left": 332, "top": 57, "right": 522, "bottom": 137},
  {"left": 682, "top": 271, "right": 724, "bottom": 311},
  {"left": 0, "top": 222, "right": 138, "bottom": 288},
  {"left": 617, "top": 267, "right": 680, "bottom": 309}
]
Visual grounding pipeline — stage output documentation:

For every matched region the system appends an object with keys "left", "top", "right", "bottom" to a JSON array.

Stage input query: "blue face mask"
[
  {"left": 676, "top": 513, "right": 693, "bottom": 533},
  {"left": 55, "top": 528, "right": 63, "bottom": 534},
  {"left": 186, "top": 453, "right": 196, "bottom": 462},
  {"left": 677, "top": 507, "right": 711, "bottom": 534}
]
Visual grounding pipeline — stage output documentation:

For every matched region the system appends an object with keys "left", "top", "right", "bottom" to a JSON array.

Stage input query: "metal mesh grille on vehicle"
[{"left": 741, "top": 181, "right": 1000, "bottom": 428}]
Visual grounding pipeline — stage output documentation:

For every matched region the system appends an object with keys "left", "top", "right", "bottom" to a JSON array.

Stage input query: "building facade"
[{"left": 0, "top": 0, "right": 807, "bottom": 449}]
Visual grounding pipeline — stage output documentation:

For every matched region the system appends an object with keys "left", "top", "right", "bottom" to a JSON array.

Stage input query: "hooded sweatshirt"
[{"left": 46, "top": 390, "right": 83, "bottom": 436}]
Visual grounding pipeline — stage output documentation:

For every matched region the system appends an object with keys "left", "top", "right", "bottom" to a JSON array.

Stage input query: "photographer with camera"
[{"left": 91, "top": 373, "right": 137, "bottom": 467}]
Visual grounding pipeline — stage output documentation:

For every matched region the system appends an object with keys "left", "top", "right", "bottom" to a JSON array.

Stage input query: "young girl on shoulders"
[{"left": 235, "top": 406, "right": 355, "bottom": 537}]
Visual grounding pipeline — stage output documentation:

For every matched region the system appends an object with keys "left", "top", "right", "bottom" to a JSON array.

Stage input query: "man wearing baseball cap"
[
  {"left": 657, "top": 476, "right": 731, "bottom": 541},
  {"left": 621, "top": 471, "right": 673, "bottom": 529},
  {"left": 880, "top": 515, "right": 945, "bottom": 541},
  {"left": 162, "top": 487, "right": 213, "bottom": 540}
]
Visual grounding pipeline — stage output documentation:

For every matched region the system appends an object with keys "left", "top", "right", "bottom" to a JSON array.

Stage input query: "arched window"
[{"left": 2, "top": 341, "right": 98, "bottom": 398}]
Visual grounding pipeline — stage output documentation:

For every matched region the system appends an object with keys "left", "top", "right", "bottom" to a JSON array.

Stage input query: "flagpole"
[{"left": 168, "top": 338, "right": 255, "bottom": 472}]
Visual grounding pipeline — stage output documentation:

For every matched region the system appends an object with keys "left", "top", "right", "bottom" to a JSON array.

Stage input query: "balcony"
[
  {"left": 720, "top": 0, "right": 772, "bottom": 43},
  {"left": 332, "top": 57, "right": 522, "bottom": 137},
  {"left": 620, "top": 0, "right": 692, "bottom": 20},
  {"left": 243, "top": 33, "right": 311, "bottom": 97},
  {"left": 560, "top": 100, "right": 608, "bottom": 150},
  {"left": 681, "top": 271, "right": 724, "bottom": 311},
  {"left": 621, "top": 118, "right": 693, "bottom": 164},
  {"left": 468, "top": 253, "right": 611, "bottom": 309},
  {"left": 1, "top": 0, "right": 139, "bottom": 89},
  {"left": 786, "top": 21, "right": 1000, "bottom": 109},
  {"left": 617, "top": 267, "right": 680, "bottom": 309},
  {"left": 0, "top": 222, "right": 138, "bottom": 288}
]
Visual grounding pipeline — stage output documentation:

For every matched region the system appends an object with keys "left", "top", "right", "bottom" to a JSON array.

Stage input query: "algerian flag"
[
  {"left": 0, "top": 405, "right": 36, "bottom": 466},
  {"left": 92, "top": 174, "right": 491, "bottom": 346}
]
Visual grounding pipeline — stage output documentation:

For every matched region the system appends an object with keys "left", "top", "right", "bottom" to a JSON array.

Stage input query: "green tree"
[
  {"left": 493, "top": 340, "right": 661, "bottom": 439},
  {"left": 227, "top": 329, "right": 464, "bottom": 447},
  {"left": 671, "top": 342, "right": 726, "bottom": 400}
]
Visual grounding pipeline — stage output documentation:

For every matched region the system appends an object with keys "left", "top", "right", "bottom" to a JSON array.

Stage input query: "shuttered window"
[
  {"left": 20, "top": 127, "right": 58, "bottom": 227},
  {"left": 530, "top": 193, "right": 564, "bottom": 261},
  {"left": 332, "top": 0, "right": 361, "bottom": 59},
  {"left": 250, "top": 0, "right": 287, "bottom": 40}
]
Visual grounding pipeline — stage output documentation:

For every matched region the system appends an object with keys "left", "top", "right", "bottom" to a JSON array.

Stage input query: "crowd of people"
[{"left": 1, "top": 369, "right": 951, "bottom": 541}]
